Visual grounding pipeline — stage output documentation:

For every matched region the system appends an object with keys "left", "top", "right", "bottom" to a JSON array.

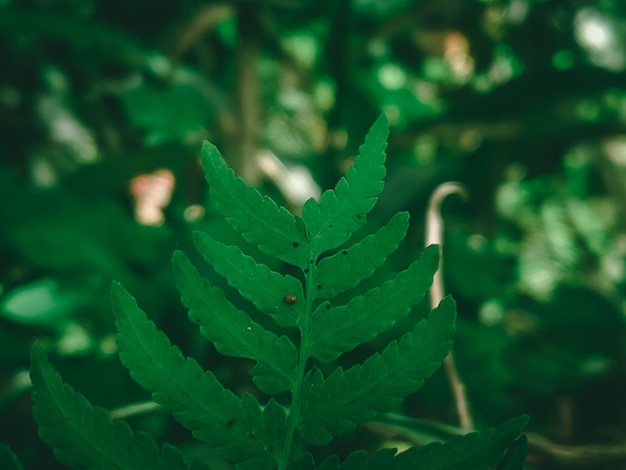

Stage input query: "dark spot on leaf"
[
  {"left": 356, "top": 214, "right": 362, "bottom": 219},
  {"left": 316, "top": 284, "right": 322, "bottom": 290},
  {"left": 326, "top": 304, "right": 331, "bottom": 310},
  {"left": 309, "top": 259, "right": 314, "bottom": 264},
  {"left": 329, "top": 224, "right": 333, "bottom": 228},
  {"left": 227, "top": 418, "right": 237, "bottom": 428},
  {"left": 304, "top": 268, "right": 309, "bottom": 273},
  {"left": 283, "top": 294, "right": 297, "bottom": 304},
  {"left": 342, "top": 250, "right": 348, "bottom": 255},
  {"left": 292, "top": 242, "right": 299, "bottom": 248}
]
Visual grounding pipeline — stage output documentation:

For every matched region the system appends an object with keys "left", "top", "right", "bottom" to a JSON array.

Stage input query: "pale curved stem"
[
  {"left": 425, "top": 182, "right": 474, "bottom": 431},
  {"left": 109, "top": 400, "right": 162, "bottom": 421}
]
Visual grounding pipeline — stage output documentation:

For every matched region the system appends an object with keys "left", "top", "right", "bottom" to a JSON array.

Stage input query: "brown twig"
[
  {"left": 234, "top": 4, "right": 261, "bottom": 182},
  {"left": 425, "top": 182, "right": 473, "bottom": 431}
]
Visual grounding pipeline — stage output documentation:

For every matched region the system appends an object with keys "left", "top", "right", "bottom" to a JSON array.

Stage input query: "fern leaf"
[
  {"left": 30, "top": 347, "right": 191, "bottom": 470},
  {"left": 298, "top": 297, "right": 455, "bottom": 445},
  {"left": 193, "top": 231, "right": 303, "bottom": 327},
  {"left": 314, "top": 212, "right": 409, "bottom": 300},
  {"left": 111, "top": 282, "right": 277, "bottom": 469},
  {"left": 202, "top": 141, "right": 309, "bottom": 268},
  {"left": 172, "top": 251, "right": 298, "bottom": 394},
  {"left": 302, "top": 114, "right": 388, "bottom": 256},
  {"left": 310, "top": 245, "right": 439, "bottom": 362},
  {"left": 291, "top": 416, "right": 528, "bottom": 469},
  {"left": 371, "top": 415, "right": 529, "bottom": 469},
  {"left": 0, "top": 442, "right": 23, "bottom": 470}
]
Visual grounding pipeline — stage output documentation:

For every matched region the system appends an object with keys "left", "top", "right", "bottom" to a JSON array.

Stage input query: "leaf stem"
[{"left": 278, "top": 256, "right": 316, "bottom": 470}]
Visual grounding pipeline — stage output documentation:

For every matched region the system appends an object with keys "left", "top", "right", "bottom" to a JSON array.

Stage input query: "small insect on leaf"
[{"left": 283, "top": 294, "right": 297, "bottom": 304}]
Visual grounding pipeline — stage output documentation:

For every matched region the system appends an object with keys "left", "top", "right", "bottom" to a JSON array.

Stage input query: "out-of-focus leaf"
[
  {"left": 122, "top": 81, "right": 215, "bottom": 145},
  {"left": 1, "top": 278, "right": 96, "bottom": 326}
]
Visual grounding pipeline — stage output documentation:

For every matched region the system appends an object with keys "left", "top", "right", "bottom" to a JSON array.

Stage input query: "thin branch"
[
  {"left": 235, "top": 4, "right": 261, "bottom": 182},
  {"left": 425, "top": 182, "right": 473, "bottom": 431},
  {"left": 109, "top": 400, "right": 163, "bottom": 421}
]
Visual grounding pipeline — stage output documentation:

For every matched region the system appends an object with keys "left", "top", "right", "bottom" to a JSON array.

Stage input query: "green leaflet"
[
  {"left": 298, "top": 297, "right": 456, "bottom": 445},
  {"left": 110, "top": 282, "right": 279, "bottom": 469},
  {"left": 172, "top": 250, "right": 298, "bottom": 394},
  {"left": 310, "top": 245, "right": 439, "bottom": 363},
  {"left": 193, "top": 231, "right": 303, "bottom": 327},
  {"left": 289, "top": 416, "right": 529, "bottom": 470},
  {"left": 0, "top": 443, "right": 23, "bottom": 470},
  {"left": 303, "top": 114, "right": 388, "bottom": 257},
  {"left": 241, "top": 394, "right": 289, "bottom": 456},
  {"left": 387, "top": 415, "right": 529, "bottom": 469},
  {"left": 201, "top": 141, "right": 309, "bottom": 268},
  {"left": 30, "top": 347, "right": 191, "bottom": 470},
  {"left": 314, "top": 211, "right": 410, "bottom": 300}
]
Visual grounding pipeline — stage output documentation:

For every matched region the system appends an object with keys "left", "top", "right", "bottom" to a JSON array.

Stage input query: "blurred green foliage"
[{"left": 1, "top": 0, "right": 626, "bottom": 468}]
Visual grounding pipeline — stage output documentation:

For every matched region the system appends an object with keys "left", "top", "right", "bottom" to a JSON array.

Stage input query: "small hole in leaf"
[
  {"left": 325, "top": 304, "right": 331, "bottom": 310},
  {"left": 292, "top": 242, "right": 299, "bottom": 248},
  {"left": 316, "top": 284, "right": 322, "bottom": 290},
  {"left": 356, "top": 214, "right": 362, "bottom": 219},
  {"left": 342, "top": 250, "right": 348, "bottom": 255},
  {"left": 309, "top": 259, "right": 314, "bottom": 264}
]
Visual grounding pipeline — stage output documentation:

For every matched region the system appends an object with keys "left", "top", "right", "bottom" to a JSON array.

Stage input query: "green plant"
[{"left": 27, "top": 116, "right": 528, "bottom": 469}]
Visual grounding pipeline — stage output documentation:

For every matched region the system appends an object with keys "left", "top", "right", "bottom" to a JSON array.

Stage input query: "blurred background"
[{"left": 1, "top": 0, "right": 626, "bottom": 468}]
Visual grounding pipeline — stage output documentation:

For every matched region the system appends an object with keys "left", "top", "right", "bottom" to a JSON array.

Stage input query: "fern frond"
[
  {"left": 298, "top": 297, "right": 456, "bottom": 445},
  {"left": 30, "top": 347, "right": 191, "bottom": 470},
  {"left": 201, "top": 141, "right": 309, "bottom": 268},
  {"left": 310, "top": 245, "right": 439, "bottom": 362},
  {"left": 172, "top": 251, "right": 298, "bottom": 394},
  {"left": 111, "top": 282, "right": 278, "bottom": 468},
  {"left": 303, "top": 114, "right": 388, "bottom": 257},
  {"left": 314, "top": 211, "right": 409, "bottom": 300},
  {"left": 193, "top": 231, "right": 303, "bottom": 327}
]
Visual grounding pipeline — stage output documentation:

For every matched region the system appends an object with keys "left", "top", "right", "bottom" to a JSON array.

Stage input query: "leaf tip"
[
  {"left": 110, "top": 279, "right": 121, "bottom": 295},
  {"left": 110, "top": 279, "right": 123, "bottom": 296},
  {"left": 171, "top": 249, "right": 186, "bottom": 266},
  {"left": 200, "top": 140, "right": 219, "bottom": 156},
  {"left": 375, "top": 112, "right": 389, "bottom": 130},
  {"left": 29, "top": 344, "right": 51, "bottom": 392},
  {"left": 29, "top": 344, "right": 46, "bottom": 371}
]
